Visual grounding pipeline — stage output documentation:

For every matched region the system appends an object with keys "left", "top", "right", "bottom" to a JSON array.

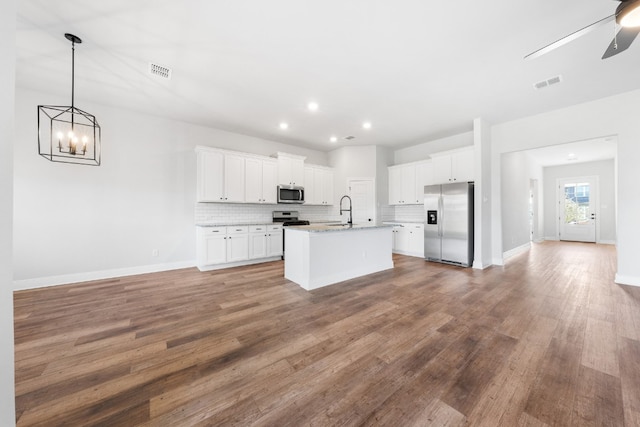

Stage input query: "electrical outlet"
[{"left": 152, "top": 249, "right": 159, "bottom": 257}]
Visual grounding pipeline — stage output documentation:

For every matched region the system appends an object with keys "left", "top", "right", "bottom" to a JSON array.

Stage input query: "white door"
[
  {"left": 558, "top": 177, "right": 597, "bottom": 243},
  {"left": 347, "top": 178, "right": 376, "bottom": 224}
]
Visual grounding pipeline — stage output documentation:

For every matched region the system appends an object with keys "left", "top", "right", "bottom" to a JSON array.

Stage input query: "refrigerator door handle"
[{"left": 438, "top": 195, "right": 443, "bottom": 237}]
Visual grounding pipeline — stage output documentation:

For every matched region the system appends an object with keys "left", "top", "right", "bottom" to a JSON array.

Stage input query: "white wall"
[
  {"left": 393, "top": 131, "right": 473, "bottom": 164},
  {"left": 1, "top": 3, "right": 16, "bottom": 425},
  {"left": 473, "top": 118, "right": 493, "bottom": 269},
  {"left": 13, "top": 87, "right": 328, "bottom": 287},
  {"left": 376, "top": 146, "right": 393, "bottom": 207},
  {"left": 543, "top": 159, "right": 616, "bottom": 243},
  {"left": 501, "top": 151, "right": 534, "bottom": 252},
  {"left": 328, "top": 145, "right": 377, "bottom": 204},
  {"left": 491, "top": 89, "right": 640, "bottom": 285}
]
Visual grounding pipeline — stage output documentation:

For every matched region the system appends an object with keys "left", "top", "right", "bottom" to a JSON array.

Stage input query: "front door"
[{"left": 558, "top": 177, "right": 597, "bottom": 243}]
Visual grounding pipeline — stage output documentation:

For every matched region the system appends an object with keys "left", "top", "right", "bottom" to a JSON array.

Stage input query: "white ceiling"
[
  {"left": 15, "top": 0, "right": 640, "bottom": 152},
  {"left": 525, "top": 136, "right": 617, "bottom": 167}
]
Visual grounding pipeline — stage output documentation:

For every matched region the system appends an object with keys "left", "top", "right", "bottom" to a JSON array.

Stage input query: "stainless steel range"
[{"left": 272, "top": 211, "right": 310, "bottom": 259}]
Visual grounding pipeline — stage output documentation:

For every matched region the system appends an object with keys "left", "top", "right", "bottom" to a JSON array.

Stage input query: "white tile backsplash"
[
  {"left": 195, "top": 203, "right": 423, "bottom": 225},
  {"left": 393, "top": 205, "right": 425, "bottom": 222},
  {"left": 195, "top": 203, "right": 339, "bottom": 224}
]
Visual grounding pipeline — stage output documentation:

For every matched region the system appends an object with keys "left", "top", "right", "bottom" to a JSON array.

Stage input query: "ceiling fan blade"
[
  {"left": 525, "top": 14, "right": 615, "bottom": 60},
  {"left": 602, "top": 26, "right": 640, "bottom": 58}
]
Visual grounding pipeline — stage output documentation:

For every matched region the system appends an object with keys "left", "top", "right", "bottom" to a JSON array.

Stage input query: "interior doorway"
[
  {"left": 346, "top": 178, "right": 376, "bottom": 224},
  {"left": 529, "top": 178, "right": 539, "bottom": 242},
  {"left": 557, "top": 176, "right": 598, "bottom": 243}
]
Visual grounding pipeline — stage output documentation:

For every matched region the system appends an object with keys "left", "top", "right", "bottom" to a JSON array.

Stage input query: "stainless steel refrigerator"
[{"left": 424, "top": 182, "right": 474, "bottom": 267}]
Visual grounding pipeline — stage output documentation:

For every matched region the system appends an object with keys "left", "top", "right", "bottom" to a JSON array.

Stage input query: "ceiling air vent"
[
  {"left": 149, "top": 62, "right": 172, "bottom": 80},
  {"left": 345, "top": 136, "right": 355, "bottom": 140},
  {"left": 534, "top": 74, "right": 562, "bottom": 90}
]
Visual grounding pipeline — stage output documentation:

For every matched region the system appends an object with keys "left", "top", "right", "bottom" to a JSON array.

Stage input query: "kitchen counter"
[
  {"left": 288, "top": 223, "right": 392, "bottom": 232},
  {"left": 196, "top": 222, "right": 277, "bottom": 227},
  {"left": 284, "top": 224, "right": 393, "bottom": 290}
]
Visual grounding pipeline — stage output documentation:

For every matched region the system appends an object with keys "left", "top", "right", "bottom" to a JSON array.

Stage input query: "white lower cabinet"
[
  {"left": 249, "top": 225, "right": 283, "bottom": 260},
  {"left": 266, "top": 225, "right": 283, "bottom": 257},
  {"left": 249, "top": 226, "right": 268, "bottom": 259},
  {"left": 202, "top": 228, "right": 228, "bottom": 265},
  {"left": 198, "top": 224, "right": 282, "bottom": 270},
  {"left": 388, "top": 222, "right": 424, "bottom": 258},
  {"left": 226, "top": 226, "right": 249, "bottom": 262}
]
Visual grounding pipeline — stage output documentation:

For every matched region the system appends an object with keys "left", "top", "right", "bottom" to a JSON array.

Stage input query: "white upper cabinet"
[
  {"left": 223, "top": 154, "right": 246, "bottom": 202},
  {"left": 245, "top": 157, "right": 278, "bottom": 204},
  {"left": 431, "top": 146, "right": 474, "bottom": 184},
  {"left": 277, "top": 152, "right": 305, "bottom": 186},
  {"left": 196, "top": 148, "right": 245, "bottom": 203},
  {"left": 261, "top": 160, "right": 278, "bottom": 203},
  {"left": 304, "top": 165, "right": 334, "bottom": 205},
  {"left": 196, "top": 146, "right": 282, "bottom": 204},
  {"left": 388, "top": 160, "right": 430, "bottom": 205},
  {"left": 415, "top": 160, "right": 433, "bottom": 202},
  {"left": 197, "top": 150, "right": 224, "bottom": 202}
]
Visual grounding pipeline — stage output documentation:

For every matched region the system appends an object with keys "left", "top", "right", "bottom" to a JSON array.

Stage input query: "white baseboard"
[
  {"left": 503, "top": 242, "right": 531, "bottom": 260},
  {"left": 598, "top": 240, "right": 616, "bottom": 245},
  {"left": 13, "top": 260, "right": 197, "bottom": 291},
  {"left": 392, "top": 250, "right": 424, "bottom": 258},
  {"left": 614, "top": 274, "right": 640, "bottom": 287},
  {"left": 544, "top": 236, "right": 558, "bottom": 241},
  {"left": 472, "top": 260, "right": 492, "bottom": 270},
  {"left": 197, "top": 256, "right": 281, "bottom": 272}
]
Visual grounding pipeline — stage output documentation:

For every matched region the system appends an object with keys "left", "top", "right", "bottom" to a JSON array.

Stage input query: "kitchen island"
[{"left": 284, "top": 223, "right": 394, "bottom": 290}]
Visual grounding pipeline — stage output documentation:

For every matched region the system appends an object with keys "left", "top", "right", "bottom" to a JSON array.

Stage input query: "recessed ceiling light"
[
  {"left": 329, "top": 136, "right": 337, "bottom": 143},
  {"left": 307, "top": 102, "right": 319, "bottom": 112},
  {"left": 279, "top": 122, "right": 289, "bottom": 130},
  {"left": 362, "top": 121, "right": 372, "bottom": 130}
]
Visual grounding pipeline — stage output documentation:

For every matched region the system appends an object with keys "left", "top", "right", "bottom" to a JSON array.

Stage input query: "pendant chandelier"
[{"left": 38, "top": 33, "right": 101, "bottom": 166}]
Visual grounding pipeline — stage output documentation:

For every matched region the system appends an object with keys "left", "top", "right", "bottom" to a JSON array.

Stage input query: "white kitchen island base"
[{"left": 284, "top": 224, "right": 394, "bottom": 290}]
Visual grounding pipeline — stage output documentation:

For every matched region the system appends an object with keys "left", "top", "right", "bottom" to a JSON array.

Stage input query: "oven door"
[{"left": 278, "top": 185, "right": 305, "bottom": 204}]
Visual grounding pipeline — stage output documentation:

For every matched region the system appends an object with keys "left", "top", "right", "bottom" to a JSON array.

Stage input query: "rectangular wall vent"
[
  {"left": 534, "top": 74, "right": 562, "bottom": 90},
  {"left": 149, "top": 62, "right": 172, "bottom": 80}
]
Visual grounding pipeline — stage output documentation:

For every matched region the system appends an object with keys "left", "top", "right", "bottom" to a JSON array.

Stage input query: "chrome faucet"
[{"left": 339, "top": 195, "right": 353, "bottom": 225}]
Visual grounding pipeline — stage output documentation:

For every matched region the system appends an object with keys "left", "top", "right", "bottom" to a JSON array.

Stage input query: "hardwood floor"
[{"left": 14, "top": 241, "right": 640, "bottom": 426}]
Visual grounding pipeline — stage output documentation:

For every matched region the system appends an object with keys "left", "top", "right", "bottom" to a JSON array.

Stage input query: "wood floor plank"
[
  {"left": 13, "top": 241, "right": 637, "bottom": 426},
  {"left": 571, "top": 365, "right": 624, "bottom": 427},
  {"left": 581, "top": 317, "right": 619, "bottom": 377}
]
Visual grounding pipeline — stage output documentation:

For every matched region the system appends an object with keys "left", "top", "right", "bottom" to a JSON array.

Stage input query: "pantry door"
[
  {"left": 558, "top": 177, "right": 597, "bottom": 243},
  {"left": 347, "top": 178, "right": 376, "bottom": 224}
]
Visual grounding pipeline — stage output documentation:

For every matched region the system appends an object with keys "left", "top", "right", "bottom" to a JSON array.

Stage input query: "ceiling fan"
[{"left": 525, "top": 0, "right": 640, "bottom": 60}]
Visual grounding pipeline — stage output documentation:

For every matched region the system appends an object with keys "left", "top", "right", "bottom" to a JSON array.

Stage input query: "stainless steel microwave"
[{"left": 277, "top": 185, "right": 305, "bottom": 204}]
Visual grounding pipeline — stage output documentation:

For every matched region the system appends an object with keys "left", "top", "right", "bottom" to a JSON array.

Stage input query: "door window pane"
[{"left": 564, "top": 183, "right": 590, "bottom": 224}]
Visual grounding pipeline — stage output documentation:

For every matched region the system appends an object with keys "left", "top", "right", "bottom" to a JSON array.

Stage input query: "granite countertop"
[
  {"left": 382, "top": 220, "right": 424, "bottom": 224},
  {"left": 286, "top": 223, "right": 393, "bottom": 233},
  {"left": 196, "top": 222, "right": 279, "bottom": 227}
]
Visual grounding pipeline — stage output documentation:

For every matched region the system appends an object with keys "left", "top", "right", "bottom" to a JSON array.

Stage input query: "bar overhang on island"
[{"left": 284, "top": 224, "right": 394, "bottom": 290}]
